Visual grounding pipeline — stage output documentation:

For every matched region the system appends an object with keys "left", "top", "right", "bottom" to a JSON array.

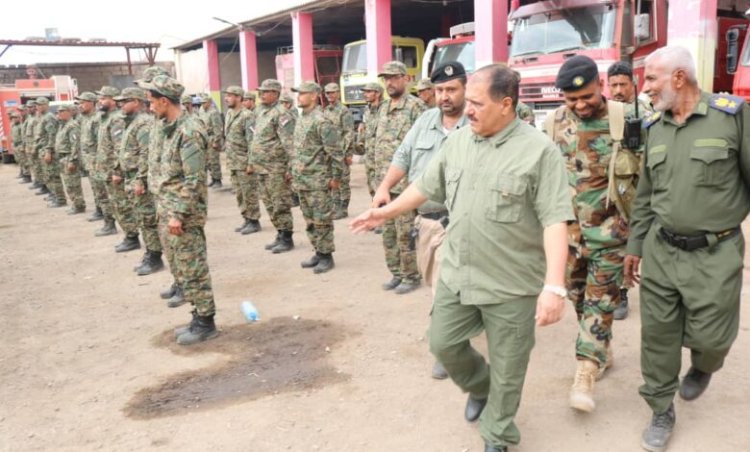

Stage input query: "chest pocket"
[
  {"left": 445, "top": 167, "right": 462, "bottom": 210},
  {"left": 487, "top": 174, "right": 526, "bottom": 223},
  {"left": 646, "top": 147, "right": 667, "bottom": 189},
  {"left": 690, "top": 140, "right": 733, "bottom": 187}
]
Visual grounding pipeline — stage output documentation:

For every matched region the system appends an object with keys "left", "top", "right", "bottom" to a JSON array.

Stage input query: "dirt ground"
[{"left": 1, "top": 161, "right": 749, "bottom": 452}]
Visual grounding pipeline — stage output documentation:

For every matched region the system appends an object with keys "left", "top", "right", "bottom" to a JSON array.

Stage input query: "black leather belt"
[
  {"left": 659, "top": 226, "right": 740, "bottom": 251},
  {"left": 419, "top": 211, "right": 449, "bottom": 228}
]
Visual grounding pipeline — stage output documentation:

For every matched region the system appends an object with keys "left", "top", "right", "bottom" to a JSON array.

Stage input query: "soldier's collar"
[
  {"left": 473, "top": 118, "right": 521, "bottom": 146},
  {"left": 663, "top": 92, "right": 709, "bottom": 125},
  {"left": 387, "top": 95, "right": 408, "bottom": 112}
]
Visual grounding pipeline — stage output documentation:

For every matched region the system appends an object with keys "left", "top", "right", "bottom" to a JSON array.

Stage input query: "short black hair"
[
  {"left": 607, "top": 61, "right": 633, "bottom": 80},
  {"left": 475, "top": 64, "right": 519, "bottom": 107},
  {"left": 148, "top": 90, "right": 180, "bottom": 106}
]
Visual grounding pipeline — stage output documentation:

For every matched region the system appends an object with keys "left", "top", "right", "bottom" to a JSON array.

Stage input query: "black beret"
[
  {"left": 430, "top": 61, "right": 466, "bottom": 84},
  {"left": 555, "top": 55, "right": 599, "bottom": 91}
]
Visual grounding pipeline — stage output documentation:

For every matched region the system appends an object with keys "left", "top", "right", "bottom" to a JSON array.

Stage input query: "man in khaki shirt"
[{"left": 351, "top": 64, "right": 573, "bottom": 452}]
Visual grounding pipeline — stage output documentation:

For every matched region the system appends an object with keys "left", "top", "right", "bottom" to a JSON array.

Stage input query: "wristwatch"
[{"left": 543, "top": 284, "right": 568, "bottom": 298}]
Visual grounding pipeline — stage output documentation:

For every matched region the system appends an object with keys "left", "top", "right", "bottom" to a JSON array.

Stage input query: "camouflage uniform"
[
  {"left": 10, "top": 116, "right": 29, "bottom": 177},
  {"left": 292, "top": 104, "right": 343, "bottom": 254},
  {"left": 34, "top": 105, "right": 64, "bottom": 203},
  {"left": 250, "top": 95, "right": 296, "bottom": 233},
  {"left": 516, "top": 101, "right": 536, "bottom": 128},
  {"left": 373, "top": 94, "right": 426, "bottom": 285},
  {"left": 224, "top": 105, "right": 260, "bottom": 222},
  {"left": 323, "top": 101, "right": 354, "bottom": 215},
  {"left": 79, "top": 109, "right": 108, "bottom": 214},
  {"left": 354, "top": 100, "right": 382, "bottom": 196},
  {"left": 55, "top": 113, "right": 85, "bottom": 210},
  {"left": 200, "top": 103, "right": 224, "bottom": 183},
  {"left": 24, "top": 109, "right": 42, "bottom": 185}
]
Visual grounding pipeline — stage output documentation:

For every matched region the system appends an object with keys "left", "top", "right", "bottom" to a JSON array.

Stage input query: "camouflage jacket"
[
  {"left": 33, "top": 112, "right": 58, "bottom": 157},
  {"left": 158, "top": 113, "right": 208, "bottom": 227},
  {"left": 78, "top": 112, "right": 100, "bottom": 156},
  {"left": 548, "top": 100, "right": 642, "bottom": 250},
  {"left": 11, "top": 122, "right": 24, "bottom": 151},
  {"left": 354, "top": 102, "right": 381, "bottom": 163},
  {"left": 516, "top": 101, "right": 536, "bottom": 127},
  {"left": 292, "top": 106, "right": 343, "bottom": 191},
  {"left": 224, "top": 107, "right": 255, "bottom": 171},
  {"left": 94, "top": 110, "right": 126, "bottom": 181},
  {"left": 372, "top": 95, "right": 426, "bottom": 193},
  {"left": 249, "top": 101, "right": 295, "bottom": 174},
  {"left": 23, "top": 115, "right": 38, "bottom": 155},
  {"left": 200, "top": 107, "right": 224, "bottom": 150},
  {"left": 54, "top": 118, "right": 80, "bottom": 161},
  {"left": 119, "top": 112, "right": 151, "bottom": 184},
  {"left": 145, "top": 117, "right": 164, "bottom": 195},
  {"left": 324, "top": 102, "right": 354, "bottom": 157}
]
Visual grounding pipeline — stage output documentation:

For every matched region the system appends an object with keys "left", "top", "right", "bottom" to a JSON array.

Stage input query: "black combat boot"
[
  {"left": 47, "top": 198, "right": 67, "bottom": 208},
  {"left": 136, "top": 250, "right": 164, "bottom": 276},
  {"left": 210, "top": 179, "right": 222, "bottom": 189},
  {"left": 679, "top": 367, "right": 712, "bottom": 401},
  {"left": 20, "top": 175, "right": 32, "bottom": 184},
  {"left": 160, "top": 282, "right": 179, "bottom": 300},
  {"left": 114, "top": 233, "right": 141, "bottom": 253},
  {"left": 29, "top": 180, "right": 41, "bottom": 189},
  {"left": 271, "top": 230, "right": 294, "bottom": 254},
  {"left": 265, "top": 231, "right": 282, "bottom": 250},
  {"left": 66, "top": 205, "right": 85, "bottom": 215},
  {"left": 234, "top": 218, "right": 251, "bottom": 233},
  {"left": 174, "top": 310, "right": 198, "bottom": 338},
  {"left": 35, "top": 185, "right": 50, "bottom": 195},
  {"left": 301, "top": 252, "right": 321, "bottom": 268},
  {"left": 87, "top": 206, "right": 104, "bottom": 222},
  {"left": 95, "top": 217, "right": 117, "bottom": 236},
  {"left": 240, "top": 219, "right": 261, "bottom": 235},
  {"left": 133, "top": 251, "right": 149, "bottom": 272},
  {"left": 313, "top": 253, "right": 334, "bottom": 274},
  {"left": 176, "top": 314, "right": 219, "bottom": 345},
  {"left": 641, "top": 403, "right": 675, "bottom": 452},
  {"left": 167, "top": 286, "right": 187, "bottom": 308}
]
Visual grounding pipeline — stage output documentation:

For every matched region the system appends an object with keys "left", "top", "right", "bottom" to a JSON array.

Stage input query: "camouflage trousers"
[
  {"left": 130, "top": 184, "right": 161, "bottom": 253},
  {"left": 28, "top": 151, "right": 45, "bottom": 184},
  {"left": 566, "top": 239, "right": 625, "bottom": 367},
  {"left": 230, "top": 170, "right": 261, "bottom": 221},
  {"left": 164, "top": 223, "right": 215, "bottom": 317},
  {"left": 299, "top": 189, "right": 335, "bottom": 254},
  {"left": 207, "top": 148, "right": 222, "bottom": 181},
  {"left": 43, "top": 154, "right": 66, "bottom": 204},
  {"left": 15, "top": 148, "right": 31, "bottom": 177},
  {"left": 105, "top": 179, "right": 138, "bottom": 235},
  {"left": 365, "top": 161, "right": 377, "bottom": 197},
  {"left": 330, "top": 162, "right": 351, "bottom": 205},
  {"left": 258, "top": 172, "right": 294, "bottom": 232},
  {"left": 157, "top": 205, "right": 177, "bottom": 285},
  {"left": 83, "top": 154, "right": 109, "bottom": 214},
  {"left": 382, "top": 195, "right": 420, "bottom": 284},
  {"left": 59, "top": 156, "right": 85, "bottom": 209}
]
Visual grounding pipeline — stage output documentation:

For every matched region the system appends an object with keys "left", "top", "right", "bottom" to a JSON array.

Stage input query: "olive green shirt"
[
  {"left": 415, "top": 119, "right": 574, "bottom": 304},
  {"left": 627, "top": 92, "right": 750, "bottom": 256}
]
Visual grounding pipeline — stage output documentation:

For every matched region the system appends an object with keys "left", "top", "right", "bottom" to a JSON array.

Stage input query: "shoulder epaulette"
[
  {"left": 643, "top": 111, "right": 662, "bottom": 128},
  {"left": 708, "top": 93, "right": 745, "bottom": 115}
]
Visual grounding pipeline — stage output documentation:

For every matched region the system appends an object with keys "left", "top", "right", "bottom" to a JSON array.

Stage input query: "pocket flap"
[
  {"left": 493, "top": 175, "right": 526, "bottom": 196},
  {"left": 690, "top": 147, "right": 728, "bottom": 164},
  {"left": 647, "top": 150, "right": 667, "bottom": 168},
  {"left": 446, "top": 168, "right": 462, "bottom": 182}
]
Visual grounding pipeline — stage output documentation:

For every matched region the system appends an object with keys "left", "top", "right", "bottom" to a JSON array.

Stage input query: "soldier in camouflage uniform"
[
  {"left": 223, "top": 85, "right": 261, "bottom": 235},
  {"left": 516, "top": 101, "right": 535, "bottom": 128},
  {"left": 24, "top": 101, "right": 45, "bottom": 191},
  {"left": 324, "top": 82, "right": 355, "bottom": 219},
  {"left": 141, "top": 75, "right": 218, "bottom": 346},
  {"left": 199, "top": 93, "right": 224, "bottom": 188},
  {"left": 242, "top": 90, "right": 256, "bottom": 111},
  {"left": 76, "top": 92, "right": 108, "bottom": 222},
  {"left": 114, "top": 87, "right": 164, "bottom": 275},
  {"left": 181, "top": 95, "right": 196, "bottom": 116},
  {"left": 416, "top": 79, "right": 436, "bottom": 108},
  {"left": 546, "top": 55, "right": 642, "bottom": 413},
  {"left": 354, "top": 82, "right": 384, "bottom": 197},
  {"left": 10, "top": 110, "right": 31, "bottom": 183},
  {"left": 280, "top": 92, "right": 298, "bottom": 118},
  {"left": 291, "top": 81, "right": 343, "bottom": 273},
  {"left": 33, "top": 97, "right": 65, "bottom": 207},
  {"left": 372, "top": 61, "right": 426, "bottom": 293},
  {"left": 251, "top": 79, "right": 296, "bottom": 253},
  {"left": 54, "top": 104, "right": 86, "bottom": 213}
]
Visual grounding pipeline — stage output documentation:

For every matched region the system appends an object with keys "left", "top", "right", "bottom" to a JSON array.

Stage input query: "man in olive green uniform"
[
  {"left": 76, "top": 92, "right": 108, "bottom": 222},
  {"left": 199, "top": 93, "right": 224, "bottom": 189},
  {"left": 292, "top": 81, "right": 343, "bottom": 273},
  {"left": 223, "top": 85, "right": 261, "bottom": 235},
  {"left": 324, "top": 83, "right": 355, "bottom": 219},
  {"left": 141, "top": 75, "right": 218, "bottom": 346},
  {"left": 624, "top": 46, "right": 750, "bottom": 452},
  {"left": 251, "top": 79, "right": 296, "bottom": 253},
  {"left": 34, "top": 97, "right": 64, "bottom": 206},
  {"left": 352, "top": 64, "right": 573, "bottom": 452},
  {"left": 54, "top": 104, "right": 86, "bottom": 214},
  {"left": 354, "top": 82, "right": 383, "bottom": 198},
  {"left": 372, "top": 61, "right": 426, "bottom": 294}
]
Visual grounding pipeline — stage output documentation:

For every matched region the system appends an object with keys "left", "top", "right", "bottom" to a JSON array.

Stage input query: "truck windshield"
[
  {"left": 511, "top": 5, "right": 616, "bottom": 57},
  {"left": 434, "top": 41, "right": 475, "bottom": 73},
  {"left": 343, "top": 43, "right": 368, "bottom": 73}
]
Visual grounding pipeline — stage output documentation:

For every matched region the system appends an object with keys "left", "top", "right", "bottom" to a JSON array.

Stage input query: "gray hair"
[{"left": 645, "top": 46, "right": 697, "bottom": 84}]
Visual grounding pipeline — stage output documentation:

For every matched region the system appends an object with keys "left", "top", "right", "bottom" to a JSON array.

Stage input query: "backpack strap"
[{"left": 606, "top": 100, "right": 625, "bottom": 210}]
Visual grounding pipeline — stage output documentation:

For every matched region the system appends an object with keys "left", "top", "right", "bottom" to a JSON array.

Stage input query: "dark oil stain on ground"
[{"left": 124, "top": 317, "right": 351, "bottom": 419}]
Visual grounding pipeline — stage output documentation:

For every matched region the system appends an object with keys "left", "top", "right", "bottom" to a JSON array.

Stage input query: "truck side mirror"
[
  {"left": 726, "top": 28, "right": 741, "bottom": 74},
  {"left": 635, "top": 14, "right": 651, "bottom": 41}
]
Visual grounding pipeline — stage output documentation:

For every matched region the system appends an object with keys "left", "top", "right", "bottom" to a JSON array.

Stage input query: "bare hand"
[
  {"left": 349, "top": 208, "right": 386, "bottom": 234},
  {"left": 344, "top": 156, "right": 353, "bottom": 166},
  {"left": 43, "top": 152, "right": 52, "bottom": 164},
  {"left": 245, "top": 165, "right": 254, "bottom": 175},
  {"left": 284, "top": 172, "right": 292, "bottom": 184},
  {"left": 67, "top": 162, "right": 77, "bottom": 173},
  {"left": 168, "top": 217, "right": 184, "bottom": 236},
  {"left": 535, "top": 290, "right": 566, "bottom": 326},
  {"left": 133, "top": 183, "right": 145, "bottom": 196},
  {"left": 371, "top": 188, "right": 391, "bottom": 208},
  {"left": 112, "top": 175, "right": 122, "bottom": 185},
  {"left": 329, "top": 179, "right": 340, "bottom": 190},
  {"left": 623, "top": 255, "right": 641, "bottom": 286}
]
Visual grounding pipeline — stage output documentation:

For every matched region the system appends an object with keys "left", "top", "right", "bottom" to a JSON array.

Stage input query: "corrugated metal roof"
[{"left": 0, "top": 39, "right": 160, "bottom": 48}]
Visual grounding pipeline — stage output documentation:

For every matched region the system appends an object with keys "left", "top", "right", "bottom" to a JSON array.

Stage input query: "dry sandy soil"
[{"left": 1, "top": 161, "right": 749, "bottom": 452}]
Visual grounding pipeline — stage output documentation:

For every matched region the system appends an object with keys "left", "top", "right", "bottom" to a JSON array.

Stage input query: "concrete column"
[
  {"left": 667, "top": 0, "right": 718, "bottom": 91},
  {"left": 203, "top": 39, "right": 221, "bottom": 104},
  {"left": 365, "top": 0, "right": 392, "bottom": 77},
  {"left": 292, "top": 12, "right": 315, "bottom": 87},
  {"left": 240, "top": 30, "right": 259, "bottom": 90},
  {"left": 474, "top": 0, "right": 508, "bottom": 69}
]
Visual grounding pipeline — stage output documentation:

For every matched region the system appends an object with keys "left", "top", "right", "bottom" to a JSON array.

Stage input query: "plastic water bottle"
[{"left": 241, "top": 300, "right": 259, "bottom": 322}]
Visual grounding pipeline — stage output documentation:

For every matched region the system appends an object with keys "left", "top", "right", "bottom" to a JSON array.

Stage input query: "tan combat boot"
[
  {"left": 570, "top": 359, "right": 598, "bottom": 412},
  {"left": 597, "top": 345, "right": 614, "bottom": 380}
]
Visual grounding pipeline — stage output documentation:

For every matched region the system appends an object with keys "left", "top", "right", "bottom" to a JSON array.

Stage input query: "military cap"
[
  {"left": 75, "top": 91, "right": 98, "bottom": 102},
  {"left": 379, "top": 61, "right": 408, "bottom": 77},
  {"left": 280, "top": 93, "right": 294, "bottom": 104},
  {"left": 136, "top": 66, "right": 170, "bottom": 84},
  {"left": 555, "top": 55, "right": 599, "bottom": 91},
  {"left": 242, "top": 90, "right": 256, "bottom": 100},
  {"left": 16, "top": 104, "right": 27, "bottom": 111},
  {"left": 139, "top": 75, "right": 185, "bottom": 101},
  {"left": 430, "top": 61, "right": 466, "bottom": 84},
  {"left": 199, "top": 93, "right": 213, "bottom": 103},
  {"left": 97, "top": 86, "right": 120, "bottom": 98},
  {"left": 323, "top": 82, "right": 339, "bottom": 92},
  {"left": 26, "top": 100, "right": 37, "bottom": 106},
  {"left": 360, "top": 82, "right": 383, "bottom": 93},
  {"left": 114, "top": 87, "right": 146, "bottom": 102},
  {"left": 180, "top": 94, "right": 193, "bottom": 105},
  {"left": 8, "top": 110, "right": 18, "bottom": 118},
  {"left": 416, "top": 79, "right": 434, "bottom": 91},
  {"left": 292, "top": 81, "right": 321, "bottom": 93},
  {"left": 223, "top": 85, "right": 244, "bottom": 96},
  {"left": 258, "top": 79, "right": 283, "bottom": 92},
  {"left": 35, "top": 97, "right": 50, "bottom": 105},
  {"left": 56, "top": 103, "right": 76, "bottom": 112}
]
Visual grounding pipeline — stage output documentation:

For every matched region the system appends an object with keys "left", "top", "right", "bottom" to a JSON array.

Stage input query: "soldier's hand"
[
  {"left": 535, "top": 290, "right": 566, "bottom": 327},
  {"left": 245, "top": 165, "right": 254, "bottom": 175},
  {"left": 329, "top": 179, "right": 340, "bottom": 190},
  {"left": 67, "top": 162, "right": 77, "bottom": 173},
  {"left": 168, "top": 217, "right": 184, "bottom": 236},
  {"left": 344, "top": 156, "right": 353, "bottom": 166},
  {"left": 112, "top": 175, "right": 123, "bottom": 185},
  {"left": 284, "top": 172, "right": 292, "bottom": 184},
  {"left": 623, "top": 255, "right": 641, "bottom": 285},
  {"left": 134, "top": 183, "right": 145, "bottom": 196},
  {"left": 43, "top": 152, "right": 53, "bottom": 164},
  {"left": 350, "top": 208, "right": 386, "bottom": 234},
  {"left": 371, "top": 187, "right": 391, "bottom": 208}
]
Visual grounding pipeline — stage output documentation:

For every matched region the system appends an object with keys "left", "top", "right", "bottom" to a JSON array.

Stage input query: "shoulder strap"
[
  {"left": 544, "top": 109, "right": 556, "bottom": 140},
  {"left": 607, "top": 100, "right": 625, "bottom": 141}
]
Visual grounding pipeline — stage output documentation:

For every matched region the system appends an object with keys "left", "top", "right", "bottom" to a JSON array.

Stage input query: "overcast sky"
[{"left": 2, "top": 0, "right": 313, "bottom": 65}]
